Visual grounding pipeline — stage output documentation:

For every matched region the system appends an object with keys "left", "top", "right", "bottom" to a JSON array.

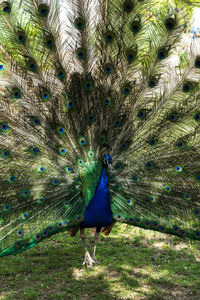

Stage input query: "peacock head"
[{"left": 103, "top": 154, "right": 112, "bottom": 167}]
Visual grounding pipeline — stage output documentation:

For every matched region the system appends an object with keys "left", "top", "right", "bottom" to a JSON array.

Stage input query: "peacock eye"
[
  {"left": 0, "top": 64, "right": 5, "bottom": 71},
  {"left": 165, "top": 17, "right": 176, "bottom": 30},
  {"left": 77, "top": 158, "right": 84, "bottom": 167},
  {"left": 1, "top": 2, "right": 11, "bottom": 14},
  {"left": 160, "top": 226, "right": 165, "bottom": 231},
  {"left": 158, "top": 47, "right": 168, "bottom": 60},
  {"left": 184, "top": 193, "right": 192, "bottom": 201},
  {"left": 18, "top": 34, "right": 24, "bottom": 41},
  {"left": 168, "top": 112, "right": 178, "bottom": 122},
  {"left": 3, "top": 6, "right": 9, "bottom": 13},
  {"left": 30, "top": 146, "right": 39, "bottom": 155},
  {"left": 153, "top": 221, "right": 158, "bottom": 227},
  {"left": 16, "top": 31, "right": 25, "bottom": 43},
  {"left": 126, "top": 49, "right": 137, "bottom": 62},
  {"left": 76, "top": 48, "right": 86, "bottom": 60},
  {"left": 58, "top": 71, "right": 65, "bottom": 78},
  {"left": 20, "top": 190, "right": 30, "bottom": 199},
  {"left": 14, "top": 90, "right": 21, "bottom": 98},
  {"left": 29, "top": 63, "right": 36, "bottom": 71},
  {"left": 1, "top": 149, "right": 10, "bottom": 158},
  {"left": 194, "top": 113, "right": 200, "bottom": 121},
  {"left": 43, "top": 230, "right": 48, "bottom": 237},
  {"left": 175, "top": 165, "right": 183, "bottom": 173},
  {"left": 104, "top": 31, "right": 115, "bottom": 43},
  {"left": 130, "top": 20, "right": 141, "bottom": 33},
  {"left": 106, "top": 35, "right": 112, "bottom": 42},
  {"left": 149, "top": 195, "right": 158, "bottom": 204},
  {"left": 146, "top": 161, "right": 155, "bottom": 169},
  {"left": 114, "top": 120, "right": 120, "bottom": 126},
  {"left": 123, "top": 87, "right": 130, "bottom": 94},
  {"left": 37, "top": 196, "right": 46, "bottom": 205},
  {"left": 78, "top": 52, "right": 83, "bottom": 58},
  {"left": 137, "top": 109, "right": 147, "bottom": 119},
  {"left": 58, "top": 147, "right": 66, "bottom": 155},
  {"left": 52, "top": 179, "right": 59, "bottom": 186},
  {"left": 122, "top": 83, "right": 132, "bottom": 95},
  {"left": 46, "top": 39, "right": 53, "bottom": 47},
  {"left": 74, "top": 17, "right": 86, "bottom": 30},
  {"left": 104, "top": 99, "right": 110, "bottom": 105},
  {"left": 79, "top": 137, "right": 86, "bottom": 146},
  {"left": 35, "top": 234, "right": 41, "bottom": 241},
  {"left": 176, "top": 141, "right": 186, "bottom": 149},
  {"left": 43, "top": 93, "right": 49, "bottom": 99},
  {"left": 68, "top": 102, "right": 74, "bottom": 108},
  {"left": 195, "top": 56, "right": 200, "bottom": 68},
  {"left": 6, "top": 175, "right": 15, "bottom": 184},
  {"left": 88, "top": 150, "right": 94, "bottom": 158},
  {"left": 38, "top": 4, "right": 49, "bottom": 16},
  {"left": 86, "top": 83, "right": 91, "bottom": 89},
  {"left": 173, "top": 226, "right": 179, "bottom": 232},
  {"left": 183, "top": 83, "right": 190, "bottom": 92},
  {"left": 41, "top": 9, "right": 47, "bottom": 14},
  {"left": 34, "top": 118, "right": 40, "bottom": 125},
  {"left": 163, "top": 185, "right": 172, "bottom": 193},
  {"left": 196, "top": 231, "right": 200, "bottom": 238},
  {"left": 105, "top": 67, "right": 111, "bottom": 73},
  {"left": 88, "top": 115, "right": 95, "bottom": 123},
  {"left": 59, "top": 127, "right": 64, "bottom": 133},
  {"left": 3, "top": 204, "right": 11, "bottom": 212},
  {"left": 123, "top": 0, "right": 134, "bottom": 12},
  {"left": 148, "top": 80, "right": 156, "bottom": 88},
  {"left": 149, "top": 139, "right": 155, "bottom": 146}
]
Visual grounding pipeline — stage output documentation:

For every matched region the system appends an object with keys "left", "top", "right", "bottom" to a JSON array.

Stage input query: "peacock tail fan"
[{"left": 0, "top": 0, "right": 200, "bottom": 257}]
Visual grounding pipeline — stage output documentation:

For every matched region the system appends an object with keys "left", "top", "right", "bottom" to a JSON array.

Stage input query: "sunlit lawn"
[{"left": 0, "top": 223, "right": 200, "bottom": 300}]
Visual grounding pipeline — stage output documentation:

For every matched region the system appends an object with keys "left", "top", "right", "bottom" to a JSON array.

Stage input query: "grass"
[{"left": 0, "top": 223, "right": 200, "bottom": 300}]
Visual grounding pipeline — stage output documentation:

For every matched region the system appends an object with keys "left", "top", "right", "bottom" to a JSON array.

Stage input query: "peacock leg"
[
  {"left": 80, "top": 228, "right": 95, "bottom": 268},
  {"left": 92, "top": 227, "right": 101, "bottom": 262}
]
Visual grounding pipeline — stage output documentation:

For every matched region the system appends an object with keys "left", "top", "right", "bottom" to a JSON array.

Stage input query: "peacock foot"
[
  {"left": 92, "top": 255, "right": 99, "bottom": 264},
  {"left": 83, "top": 251, "right": 96, "bottom": 268}
]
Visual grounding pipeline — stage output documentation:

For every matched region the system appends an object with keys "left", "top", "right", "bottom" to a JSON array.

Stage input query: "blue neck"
[{"left": 80, "top": 167, "right": 113, "bottom": 228}]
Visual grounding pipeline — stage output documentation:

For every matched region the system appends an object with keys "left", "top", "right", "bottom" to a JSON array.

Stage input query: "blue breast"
[{"left": 80, "top": 167, "right": 113, "bottom": 228}]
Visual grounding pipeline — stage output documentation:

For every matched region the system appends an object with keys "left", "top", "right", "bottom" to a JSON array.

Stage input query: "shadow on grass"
[{"left": 0, "top": 225, "right": 200, "bottom": 300}]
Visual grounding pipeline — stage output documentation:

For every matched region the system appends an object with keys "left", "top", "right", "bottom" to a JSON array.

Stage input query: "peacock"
[{"left": 0, "top": 0, "right": 200, "bottom": 268}]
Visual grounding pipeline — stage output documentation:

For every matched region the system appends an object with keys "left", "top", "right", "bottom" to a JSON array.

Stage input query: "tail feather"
[{"left": 0, "top": 0, "right": 200, "bottom": 258}]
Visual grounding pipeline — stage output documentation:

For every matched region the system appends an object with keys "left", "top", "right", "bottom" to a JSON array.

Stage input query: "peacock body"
[{"left": 0, "top": 0, "right": 200, "bottom": 266}]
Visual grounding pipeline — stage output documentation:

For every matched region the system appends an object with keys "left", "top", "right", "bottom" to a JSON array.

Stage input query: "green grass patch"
[{"left": 0, "top": 223, "right": 200, "bottom": 299}]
